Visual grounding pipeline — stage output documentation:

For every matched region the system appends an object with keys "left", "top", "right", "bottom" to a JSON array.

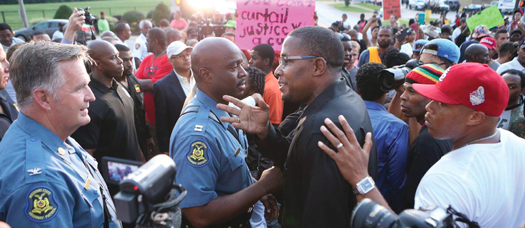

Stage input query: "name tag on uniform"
[{"left": 84, "top": 178, "right": 91, "bottom": 190}]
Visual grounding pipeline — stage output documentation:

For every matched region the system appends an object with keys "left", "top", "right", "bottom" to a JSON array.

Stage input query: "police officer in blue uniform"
[
  {"left": 170, "top": 37, "right": 283, "bottom": 228},
  {"left": 0, "top": 42, "right": 121, "bottom": 227}
]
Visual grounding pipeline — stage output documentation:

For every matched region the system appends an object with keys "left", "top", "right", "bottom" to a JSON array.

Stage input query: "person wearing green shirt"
[{"left": 97, "top": 11, "right": 110, "bottom": 34}]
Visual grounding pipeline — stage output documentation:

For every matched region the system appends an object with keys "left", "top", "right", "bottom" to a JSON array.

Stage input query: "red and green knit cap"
[{"left": 405, "top": 64, "right": 444, "bottom": 85}]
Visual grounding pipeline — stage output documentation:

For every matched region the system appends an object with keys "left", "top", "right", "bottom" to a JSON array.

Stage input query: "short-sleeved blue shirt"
[
  {"left": 169, "top": 89, "right": 252, "bottom": 209},
  {"left": 0, "top": 113, "right": 121, "bottom": 227}
]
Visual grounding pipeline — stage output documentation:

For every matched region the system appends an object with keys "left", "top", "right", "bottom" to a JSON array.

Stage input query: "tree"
[
  {"left": 152, "top": 2, "right": 171, "bottom": 26},
  {"left": 54, "top": 5, "right": 73, "bottom": 19},
  {"left": 122, "top": 11, "right": 145, "bottom": 26},
  {"left": 147, "top": 10, "right": 155, "bottom": 19}
]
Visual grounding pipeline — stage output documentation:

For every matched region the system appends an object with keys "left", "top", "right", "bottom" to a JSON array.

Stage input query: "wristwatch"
[{"left": 353, "top": 176, "right": 375, "bottom": 195}]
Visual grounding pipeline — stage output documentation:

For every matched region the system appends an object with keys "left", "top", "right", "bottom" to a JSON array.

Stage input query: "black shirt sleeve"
[
  {"left": 255, "top": 123, "right": 291, "bottom": 168},
  {"left": 71, "top": 102, "right": 105, "bottom": 150},
  {"left": 401, "top": 132, "right": 452, "bottom": 210},
  {"left": 154, "top": 83, "right": 170, "bottom": 152},
  {"left": 295, "top": 132, "right": 354, "bottom": 227},
  {"left": 0, "top": 115, "right": 11, "bottom": 141}
]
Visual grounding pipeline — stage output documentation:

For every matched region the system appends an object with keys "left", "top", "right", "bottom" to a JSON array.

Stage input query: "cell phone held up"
[{"left": 396, "top": 28, "right": 409, "bottom": 42}]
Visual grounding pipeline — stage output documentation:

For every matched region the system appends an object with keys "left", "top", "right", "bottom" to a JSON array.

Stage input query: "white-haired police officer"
[{"left": 0, "top": 42, "right": 121, "bottom": 227}]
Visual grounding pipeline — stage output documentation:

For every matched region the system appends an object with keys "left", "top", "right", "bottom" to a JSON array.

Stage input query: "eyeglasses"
[
  {"left": 170, "top": 51, "right": 191, "bottom": 59},
  {"left": 279, "top": 55, "right": 325, "bottom": 67}
]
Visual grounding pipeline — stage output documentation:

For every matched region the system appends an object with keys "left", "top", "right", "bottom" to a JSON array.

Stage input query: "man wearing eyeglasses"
[
  {"left": 217, "top": 26, "right": 378, "bottom": 227},
  {"left": 154, "top": 41, "right": 194, "bottom": 154},
  {"left": 497, "top": 39, "right": 525, "bottom": 74}
]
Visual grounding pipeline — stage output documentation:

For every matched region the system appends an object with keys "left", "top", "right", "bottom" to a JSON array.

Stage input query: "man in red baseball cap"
[
  {"left": 316, "top": 62, "right": 525, "bottom": 227},
  {"left": 409, "top": 63, "right": 524, "bottom": 227},
  {"left": 479, "top": 37, "right": 500, "bottom": 70}
]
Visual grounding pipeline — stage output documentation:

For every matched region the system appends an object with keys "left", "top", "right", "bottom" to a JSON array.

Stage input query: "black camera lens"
[
  {"left": 378, "top": 67, "right": 410, "bottom": 92},
  {"left": 351, "top": 198, "right": 398, "bottom": 228}
]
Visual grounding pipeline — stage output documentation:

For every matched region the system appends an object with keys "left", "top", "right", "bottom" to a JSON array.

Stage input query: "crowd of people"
[{"left": 0, "top": 5, "right": 523, "bottom": 228}]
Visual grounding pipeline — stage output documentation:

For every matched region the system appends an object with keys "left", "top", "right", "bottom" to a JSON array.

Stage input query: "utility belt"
[{"left": 180, "top": 206, "right": 253, "bottom": 228}]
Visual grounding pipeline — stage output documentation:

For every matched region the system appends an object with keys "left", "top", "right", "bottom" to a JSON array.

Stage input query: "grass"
[
  {"left": 0, "top": 0, "right": 171, "bottom": 30},
  {"left": 356, "top": 3, "right": 381, "bottom": 10},
  {"left": 331, "top": 3, "right": 373, "bottom": 12},
  {"left": 384, "top": 19, "right": 408, "bottom": 26}
]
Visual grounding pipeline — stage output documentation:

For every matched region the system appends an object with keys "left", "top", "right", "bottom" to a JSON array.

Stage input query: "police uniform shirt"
[
  {"left": 133, "top": 33, "right": 150, "bottom": 62},
  {"left": 169, "top": 89, "right": 253, "bottom": 209},
  {"left": 72, "top": 77, "right": 142, "bottom": 165},
  {"left": 256, "top": 79, "right": 378, "bottom": 228},
  {"left": 0, "top": 113, "right": 121, "bottom": 227}
]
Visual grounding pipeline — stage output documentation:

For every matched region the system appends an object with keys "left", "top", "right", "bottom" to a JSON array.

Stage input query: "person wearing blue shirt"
[
  {"left": 0, "top": 42, "right": 121, "bottom": 227},
  {"left": 356, "top": 63, "right": 409, "bottom": 213},
  {"left": 169, "top": 37, "right": 283, "bottom": 228}
]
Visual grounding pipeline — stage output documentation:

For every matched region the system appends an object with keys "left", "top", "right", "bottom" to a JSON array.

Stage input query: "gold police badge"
[
  {"left": 187, "top": 141, "right": 209, "bottom": 167},
  {"left": 26, "top": 187, "right": 58, "bottom": 222}
]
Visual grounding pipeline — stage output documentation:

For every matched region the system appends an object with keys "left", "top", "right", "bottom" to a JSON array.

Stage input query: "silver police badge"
[{"left": 469, "top": 86, "right": 485, "bottom": 106}]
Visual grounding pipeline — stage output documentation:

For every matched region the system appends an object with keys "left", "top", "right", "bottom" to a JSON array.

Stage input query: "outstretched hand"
[
  {"left": 260, "top": 194, "right": 279, "bottom": 221},
  {"left": 317, "top": 115, "right": 373, "bottom": 186},
  {"left": 216, "top": 94, "right": 271, "bottom": 139}
]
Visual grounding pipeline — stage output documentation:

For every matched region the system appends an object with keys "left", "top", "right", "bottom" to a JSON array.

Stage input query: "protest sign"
[
  {"left": 418, "top": 13, "right": 425, "bottom": 25},
  {"left": 466, "top": 5, "right": 504, "bottom": 32},
  {"left": 236, "top": 0, "right": 315, "bottom": 51},
  {"left": 383, "top": 0, "right": 401, "bottom": 21}
]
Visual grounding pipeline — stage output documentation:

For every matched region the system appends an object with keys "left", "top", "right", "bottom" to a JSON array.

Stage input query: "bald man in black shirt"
[{"left": 72, "top": 41, "right": 143, "bottom": 195}]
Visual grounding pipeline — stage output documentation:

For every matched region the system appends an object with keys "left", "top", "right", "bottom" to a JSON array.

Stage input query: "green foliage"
[
  {"left": 105, "top": 15, "right": 118, "bottom": 32},
  {"left": 122, "top": 11, "right": 145, "bottom": 25},
  {"left": 147, "top": 10, "right": 154, "bottom": 19},
  {"left": 152, "top": 2, "right": 170, "bottom": 26},
  {"left": 53, "top": 5, "right": 73, "bottom": 19}
]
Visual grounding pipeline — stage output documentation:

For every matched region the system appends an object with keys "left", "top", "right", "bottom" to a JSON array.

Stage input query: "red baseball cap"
[
  {"left": 479, "top": 37, "right": 497, "bottom": 50},
  {"left": 412, "top": 63, "right": 509, "bottom": 117}
]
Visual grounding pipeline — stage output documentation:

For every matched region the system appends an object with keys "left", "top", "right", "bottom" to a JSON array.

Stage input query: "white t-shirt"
[
  {"left": 451, "top": 27, "right": 461, "bottom": 43},
  {"left": 400, "top": 42, "right": 413, "bottom": 56},
  {"left": 414, "top": 129, "right": 525, "bottom": 228},
  {"left": 52, "top": 30, "right": 63, "bottom": 41},
  {"left": 342, "top": 20, "right": 351, "bottom": 30},
  {"left": 497, "top": 57, "right": 525, "bottom": 74}
]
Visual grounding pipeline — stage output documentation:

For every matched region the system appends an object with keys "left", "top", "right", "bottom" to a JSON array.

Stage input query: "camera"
[
  {"left": 351, "top": 199, "right": 480, "bottom": 228},
  {"left": 378, "top": 59, "right": 422, "bottom": 92},
  {"left": 77, "top": 7, "right": 97, "bottom": 25},
  {"left": 113, "top": 154, "right": 187, "bottom": 227}
]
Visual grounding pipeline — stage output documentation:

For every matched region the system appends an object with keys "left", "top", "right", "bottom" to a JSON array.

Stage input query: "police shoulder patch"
[
  {"left": 135, "top": 43, "right": 141, "bottom": 50},
  {"left": 25, "top": 187, "right": 58, "bottom": 222},
  {"left": 186, "top": 140, "right": 209, "bottom": 167}
]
